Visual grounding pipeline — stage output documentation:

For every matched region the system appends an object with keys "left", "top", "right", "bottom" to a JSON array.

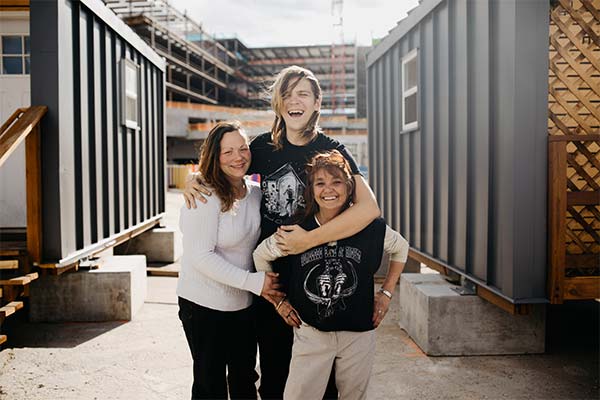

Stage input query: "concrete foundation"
[
  {"left": 29, "top": 255, "right": 147, "bottom": 322},
  {"left": 114, "top": 227, "right": 176, "bottom": 263},
  {"left": 399, "top": 273, "right": 546, "bottom": 355}
]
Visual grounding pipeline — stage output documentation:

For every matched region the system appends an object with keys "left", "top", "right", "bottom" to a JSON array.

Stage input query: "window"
[
  {"left": 121, "top": 58, "right": 140, "bottom": 129},
  {"left": 1, "top": 35, "right": 30, "bottom": 75},
  {"left": 401, "top": 49, "right": 418, "bottom": 131}
]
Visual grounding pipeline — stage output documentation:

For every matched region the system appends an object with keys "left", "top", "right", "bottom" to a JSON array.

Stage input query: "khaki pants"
[{"left": 284, "top": 323, "right": 375, "bottom": 400}]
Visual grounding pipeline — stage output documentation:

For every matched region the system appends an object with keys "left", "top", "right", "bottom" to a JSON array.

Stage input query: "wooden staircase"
[
  {"left": 0, "top": 106, "right": 47, "bottom": 346},
  {"left": 0, "top": 228, "right": 38, "bottom": 346}
]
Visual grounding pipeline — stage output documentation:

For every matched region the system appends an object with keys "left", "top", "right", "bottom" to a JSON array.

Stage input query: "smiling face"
[
  {"left": 281, "top": 77, "right": 321, "bottom": 138},
  {"left": 312, "top": 168, "right": 349, "bottom": 217},
  {"left": 219, "top": 130, "right": 251, "bottom": 183}
]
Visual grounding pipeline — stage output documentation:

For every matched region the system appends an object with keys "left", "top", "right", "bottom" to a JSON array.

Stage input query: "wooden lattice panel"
[{"left": 549, "top": 0, "right": 600, "bottom": 280}]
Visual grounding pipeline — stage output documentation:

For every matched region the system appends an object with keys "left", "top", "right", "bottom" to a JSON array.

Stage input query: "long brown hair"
[
  {"left": 302, "top": 150, "right": 355, "bottom": 221},
  {"left": 269, "top": 65, "right": 322, "bottom": 150},
  {"left": 198, "top": 121, "right": 247, "bottom": 212}
]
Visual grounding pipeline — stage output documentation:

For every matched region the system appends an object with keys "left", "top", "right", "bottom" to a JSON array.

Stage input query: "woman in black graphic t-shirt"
[
  {"left": 183, "top": 66, "right": 380, "bottom": 399},
  {"left": 253, "top": 150, "right": 409, "bottom": 400}
]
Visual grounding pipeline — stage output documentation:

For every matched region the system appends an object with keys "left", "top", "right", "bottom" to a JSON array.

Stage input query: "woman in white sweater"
[{"left": 177, "top": 121, "right": 282, "bottom": 400}]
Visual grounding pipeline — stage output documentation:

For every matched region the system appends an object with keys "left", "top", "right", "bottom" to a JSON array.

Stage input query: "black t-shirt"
[
  {"left": 286, "top": 217, "right": 387, "bottom": 332},
  {"left": 248, "top": 131, "right": 360, "bottom": 243}
]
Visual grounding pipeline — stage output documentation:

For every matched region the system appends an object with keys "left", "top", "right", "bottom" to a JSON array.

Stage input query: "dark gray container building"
[
  {"left": 367, "top": 0, "right": 549, "bottom": 304},
  {"left": 30, "top": 0, "right": 166, "bottom": 266}
]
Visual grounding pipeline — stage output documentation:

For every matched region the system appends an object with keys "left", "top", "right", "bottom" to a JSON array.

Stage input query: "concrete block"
[
  {"left": 399, "top": 273, "right": 545, "bottom": 355},
  {"left": 114, "top": 227, "right": 176, "bottom": 263},
  {"left": 29, "top": 255, "right": 147, "bottom": 322}
]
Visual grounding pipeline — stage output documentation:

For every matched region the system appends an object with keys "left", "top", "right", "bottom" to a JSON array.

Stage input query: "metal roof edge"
[
  {"left": 366, "top": 0, "right": 445, "bottom": 68},
  {"left": 81, "top": 0, "right": 166, "bottom": 71}
]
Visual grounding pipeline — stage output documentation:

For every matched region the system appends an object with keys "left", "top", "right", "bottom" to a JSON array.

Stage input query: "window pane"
[
  {"left": 126, "top": 63, "right": 137, "bottom": 93},
  {"left": 405, "top": 57, "right": 417, "bottom": 89},
  {"left": 24, "top": 56, "right": 30, "bottom": 74},
  {"left": 126, "top": 96, "right": 138, "bottom": 123},
  {"left": 404, "top": 92, "right": 417, "bottom": 125},
  {"left": 2, "top": 36, "right": 22, "bottom": 55},
  {"left": 24, "top": 36, "right": 30, "bottom": 54},
  {"left": 2, "top": 56, "right": 23, "bottom": 74}
]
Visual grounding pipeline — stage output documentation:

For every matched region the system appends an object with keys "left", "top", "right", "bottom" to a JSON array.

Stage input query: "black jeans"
[
  {"left": 254, "top": 296, "right": 337, "bottom": 400},
  {"left": 179, "top": 297, "right": 258, "bottom": 400}
]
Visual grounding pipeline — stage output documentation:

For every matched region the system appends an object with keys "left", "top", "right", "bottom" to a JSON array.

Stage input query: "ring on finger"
[{"left": 378, "top": 310, "right": 383, "bottom": 314}]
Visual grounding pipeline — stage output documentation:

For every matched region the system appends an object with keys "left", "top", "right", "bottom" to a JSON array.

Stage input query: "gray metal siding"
[
  {"left": 366, "top": 0, "right": 549, "bottom": 302},
  {"left": 31, "top": 0, "right": 166, "bottom": 264}
]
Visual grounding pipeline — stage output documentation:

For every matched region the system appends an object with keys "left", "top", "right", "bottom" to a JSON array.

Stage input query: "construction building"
[{"left": 103, "top": 0, "right": 369, "bottom": 182}]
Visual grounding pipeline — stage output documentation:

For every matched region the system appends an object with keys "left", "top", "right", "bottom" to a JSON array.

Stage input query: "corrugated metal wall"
[
  {"left": 367, "top": 0, "right": 549, "bottom": 302},
  {"left": 30, "top": 0, "right": 166, "bottom": 264}
]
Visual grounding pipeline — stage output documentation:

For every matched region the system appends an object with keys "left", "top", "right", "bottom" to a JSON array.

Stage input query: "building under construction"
[
  {"left": 104, "top": 0, "right": 368, "bottom": 117},
  {"left": 104, "top": 0, "right": 369, "bottom": 180}
]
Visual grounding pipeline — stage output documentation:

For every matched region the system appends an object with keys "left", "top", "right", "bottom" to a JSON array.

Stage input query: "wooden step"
[
  {"left": 0, "top": 288, "right": 3, "bottom": 298},
  {"left": 0, "top": 272, "right": 38, "bottom": 286},
  {"left": 0, "top": 335, "right": 6, "bottom": 345},
  {"left": 0, "top": 260, "right": 18, "bottom": 270},
  {"left": 0, "top": 301, "right": 24, "bottom": 319}
]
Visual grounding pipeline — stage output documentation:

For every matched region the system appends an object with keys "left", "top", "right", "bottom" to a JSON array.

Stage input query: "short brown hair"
[
  {"left": 302, "top": 150, "right": 355, "bottom": 220},
  {"left": 198, "top": 121, "right": 247, "bottom": 212}
]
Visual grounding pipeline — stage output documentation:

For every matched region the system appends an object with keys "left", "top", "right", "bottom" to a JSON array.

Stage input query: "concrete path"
[
  {"left": 0, "top": 190, "right": 597, "bottom": 399},
  {"left": 0, "top": 275, "right": 598, "bottom": 400}
]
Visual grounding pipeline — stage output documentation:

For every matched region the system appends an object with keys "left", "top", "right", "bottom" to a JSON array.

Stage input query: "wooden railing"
[
  {"left": 0, "top": 106, "right": 48, "bottom": 265},
  {"left": 548, "top": 135, "right": 600, "bottom": 304}
]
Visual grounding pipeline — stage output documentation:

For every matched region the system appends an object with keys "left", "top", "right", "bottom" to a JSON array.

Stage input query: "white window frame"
[
  {"left": 121, "top": 58, "right": 140, "bottom": 130},
  {"left": 0, "top": 34, "right": 30, "bottom": 76},
  {"left": 401, "top": 48, "right": 418, "bottom": 132}
]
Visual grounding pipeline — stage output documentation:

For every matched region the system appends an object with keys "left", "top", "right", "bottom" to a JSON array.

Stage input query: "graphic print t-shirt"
[
  {"left": 248, "top": 132, "right": 360, "bottom": 244},
  {"left": 286, "top": 217, "right": 387, "bottom": 332}
]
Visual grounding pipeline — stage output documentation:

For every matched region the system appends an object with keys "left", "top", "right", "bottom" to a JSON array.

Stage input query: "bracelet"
[
  {"left": 378, "top": 288, "right": 393, "bottom": 299},
  {"left": 275, "top": 296, "right": 286, "bottom": 311}
]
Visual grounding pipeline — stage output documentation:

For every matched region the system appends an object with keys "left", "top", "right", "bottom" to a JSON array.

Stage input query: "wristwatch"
[{"left": 378, "top": 288, "right": 393, "bottom": 299}]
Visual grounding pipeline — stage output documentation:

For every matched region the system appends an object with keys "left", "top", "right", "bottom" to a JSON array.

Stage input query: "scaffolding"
[{"left": 104, "top": 0, "right": 262, "bottom": 107}]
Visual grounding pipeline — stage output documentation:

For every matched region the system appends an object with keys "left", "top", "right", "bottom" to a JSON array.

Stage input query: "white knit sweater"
[{"left": 177, "top": 179, "right": 264, "bottom": 311}]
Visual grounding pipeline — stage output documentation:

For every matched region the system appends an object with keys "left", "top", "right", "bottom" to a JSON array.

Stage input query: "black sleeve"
[
  {"left": 248, "top": 133, "right": 268, "bottom": 175},
  {"left": 322, "top": 135, "right": 361, "bottom": 176},
  {"left": 337, "top": 144, "right": 361, "bottom": 176}
]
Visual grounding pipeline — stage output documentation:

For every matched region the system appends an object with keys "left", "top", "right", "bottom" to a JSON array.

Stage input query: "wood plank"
[
  {"left": 567, "top": 206, "right": 600, "bottom": 244},
  {"left": 581, "top": 0, "right": 600, "bottom": 22},
  {"left": 567, "top": 191, "right": 600, "bottom": 206},
  {"left": 25, "top": 272, "right": 38, "bottom": 281},
  {"left": 0, "top": 250, "right": 20, "bottom": 257},
  {"left": 549, "top": 32, "right": 600, "bottom": 97},
  {"left": 564, "top": 276, "right": 600, "bottom": 300},
  {"left": 549, "top": 87, "right": 596, "bottom": 136},
  {"left": 0, "top": 276, "right": 31, "bottom": 285},
  {"left": 551, "top": 7, "right": 600, "bottom": 71},
  {"left": 548, "top": 141, "right": 568, "bottom": 304},
  {"left": 559, "top": 0, "right": 600, "bottom": 48},
  {"left": 26, "top": 123, "right": 42, "bottom": 267},
  {"left": 476, "top": 286, "right": 530, "bottom": 316},
  {"left": 0, "top": 260, "right": 18, "bottom": 270},
  {"left": 0, "top": 108, "right": 26, "bottom": 136},
  {"left": 549, "top": 61, "right": 600, "bottom": 122},
  {"left": 0, "top": 106, "right": 47, "bottom": 168},
  {"left": 38, "top": 262, "right": 78, "bottom": 276},
  {"left": 0, "top": 335, "right": 6, "bottom": 346},
  {"left": 0, "top": 301, "right": 24, "bottom": 318},
  {"left": 407, "top": 249, "right": 449, "bottom": 276},
  {"left": 0, "top": 288, "right": 3, "bottom": 298},
  {"left": 566, "top": 254, "right": 600, "bottom": 269}
]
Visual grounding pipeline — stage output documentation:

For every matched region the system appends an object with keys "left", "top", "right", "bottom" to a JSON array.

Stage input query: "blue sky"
[{"left": 168, "top": 0, "right": 419, "bottom": 47}]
